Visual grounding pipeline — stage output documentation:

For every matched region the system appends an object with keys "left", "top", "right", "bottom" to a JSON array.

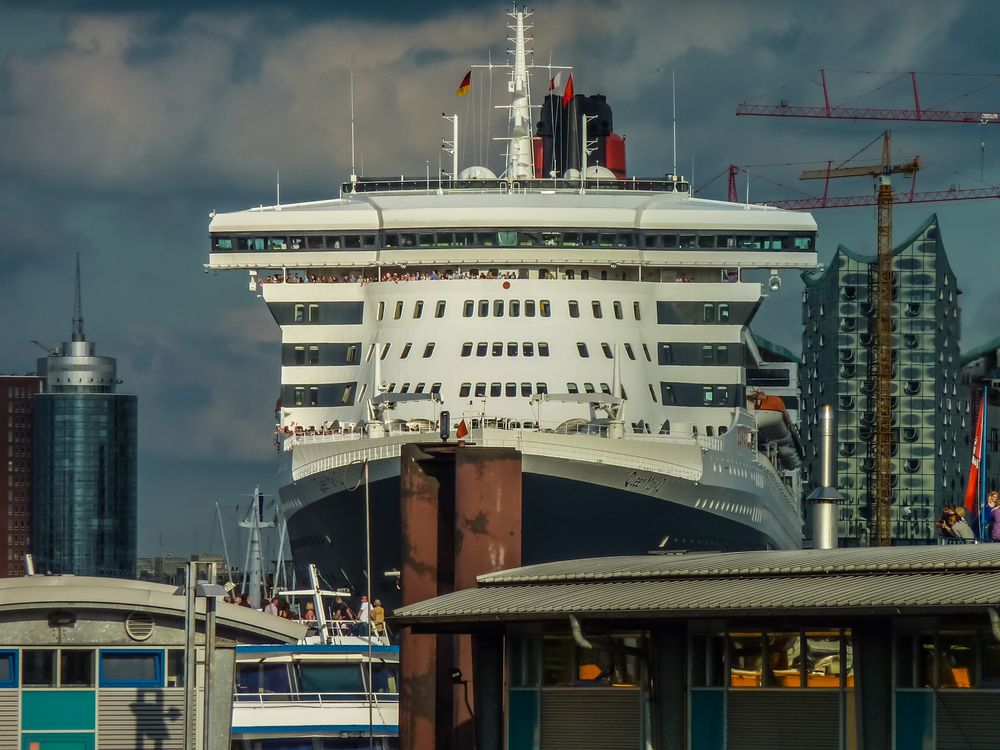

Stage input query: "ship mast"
[{"left": 504, "top": 7, "right": 535, "bottom": 180}]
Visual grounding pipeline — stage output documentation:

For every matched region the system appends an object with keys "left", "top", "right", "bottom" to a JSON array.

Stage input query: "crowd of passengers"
[
  {"left": 259, "top": 269, "right": 520, "bottom": 284},
  {"left": 226, "top": 592, "right": 387, "bottom": 636}
]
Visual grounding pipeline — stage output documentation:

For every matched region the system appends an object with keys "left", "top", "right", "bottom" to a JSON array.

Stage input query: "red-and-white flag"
[
  {"left": 456, "top": 419, "right": 469, "bottom": 439},
  {"left": 549, "top": 71, "right": 562, "bottom": 91},
  {"left": 562, "top": 73, "right": 575, "bottom": 107},
  {"left": 964, "top": 396, "right": 985, "bottom": 512}
]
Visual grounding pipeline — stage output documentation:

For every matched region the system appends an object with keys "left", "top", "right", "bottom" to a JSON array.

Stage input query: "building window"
[
  {"left": 294, "top": 346, "right": 306, "bottom": 365},
  {"left": 293, "top": 387, "right": 305, "bottom": 407},
  {"left": 423, "top": 343, "right": 435, "bottom": 358},
  {"left": 343, "top": 345, "right": 355, "bottom": 364},
  {"left": 703, "top": 304, "right": 715, "bottom": 322},
  {"left": 99, "top": 650, "right": 163, "bottom": 688},
  {"left": 294, "top": 304, "right": 305, "bottom": 323},
  {"left": 702, "top": 345, "right": 715, "bottom": 364},
  {"left": 719, "top": 304, "right": 729, "bottom": 322},
  {"left": 0, "top": 651, "right": 16, "bottom": 688},
  {"left": 716, "top": 345, "right": 729, "bottom": 363},
  {"left": 22, "top": 650, "right": 55, "bottom": 687}
]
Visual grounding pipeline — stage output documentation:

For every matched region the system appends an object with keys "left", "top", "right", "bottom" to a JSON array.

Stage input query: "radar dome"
[
  {"left": 563, "top": 168, "right": 581, "bottom": 180},
  {"left": 585, "top": 165, "right": 617, "bottom": 179},
  {"left": 459, "top": 166, "right": 498, "bottom": 180}
]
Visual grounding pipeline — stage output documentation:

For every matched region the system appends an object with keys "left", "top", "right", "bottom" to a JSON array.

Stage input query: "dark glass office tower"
[{"left": 32, "top": 260, "right": 137, "bottom": 577}]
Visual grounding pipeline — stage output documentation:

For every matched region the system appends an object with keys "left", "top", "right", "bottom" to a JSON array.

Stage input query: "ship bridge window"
[
  {"left": 536, "top": 382, "right": 548, "bottom": 395},
  {"left": 584, "top": 383, "right": 596, "bottom": 394},
  {"left": 498, "top": 231, "right": 518, "bottom": 246},
  {"left": 507, "top": 342, "right": 518, "bottom": 357},
  {"left": 624, "top": 343, "right": 636, "bottom": 360},
  {"left": 400, "top": 343, "right": 412, "bottom": 359},
  {"left": 463, "top": 300, "right": 474, "bottom": 318},
  {"left": 793, "top": 235, "right": 815, "bottom": 250},
  {"left": 237, "top": 237, "right": 265, "bottom": 251},
  {"left": 474, "top": 383, "right": 487, "bottom": 398},
  {"left": 269, "top": 237, "right": 287, "bottom": 251},
  {"left": 678, "top": 234, "right": 697, "bottom": 249},
  {"left": 422, "top": 343, "right": 435, "bottom": 358},
  {"left": 522, "top": 342, "right": 534, "bottom": 357},
  {"left": 521, "top": 382, "right": 532, "bottom": 396},
  {"left": 538, "top": 343, "right": 550, "bottom": 357},
  {"left": 568, "top": 301, "right": 580, "bottom": 318},
  {"left": 494, "top": 300, "right": 504, "bottom": 317},
  {"left": 506, "top": 382, "right": 517, "bottom": 397},
  {"left": 380, "top": 343, "right": 391, "bottom": 360},
  {"left": 698, "top": 235, "right": 716, "bottom": 249},
  {"left": 289, "top": 236, "right": 304, "bottom": 250},
  {"left": 525, "top": 300, "right": 536, "bottom": 317},
  {"left": 613, "top": 301, "right": 623, "bottom": 320},
  {"left": 476, "top": 343, "right": 488, "bottom": 357},
  {"left": 567, "top": 383, "right": 579, "bottom": 394},
  {"left": 213, "top": 237, "right": 233, "bottom": 251},
  {"left": 592, "top": 301, "right": 603, "bottom": 318},
  {"left": 478, "top": 300, "right": 489, "bottom": 317},
  {"left": 602, "top": 343, "right": 613, "bottom": 359},
  {"left": 413, "top": 301, "right": 424, "bottom": 318},
  {"left": 414, "top": 383, "right": 425, "bottom": 393},
  {"left": 490, "top": 383, "right": 502, "bottom": 397},
  {"left": 577, "top": 343, "right": 589, "bottom": 358},
  {"left": 540, "top": 300, "right": 551, "bottom": 317},
  {"left": 430, "top": 383, "right": 442, "bottom": 394},
  {"left": 460, "top": 383, "right": 471, "bottom": 398},
  {"left": 509, "top": 300, "right": 521, "bottom": 317},
  {"left": 600, "top": 383, "right": 611, "bottom": 394},
  {"left": 492, "top": 342, "right": 503, "bottom": 357}
]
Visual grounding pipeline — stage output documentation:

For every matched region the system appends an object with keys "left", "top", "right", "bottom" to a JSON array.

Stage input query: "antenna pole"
[
  {"left": 72, "top": 253, "right": 85, "bottom": 342},
  {"left": 276, "top": 170, "right": 280, "bottom": 210},
  {"left": 350, "top": 70, "right": 358, "bottom": 185},
  {"left": 672, "top": 70, "right": 677, "bottom": 177}
]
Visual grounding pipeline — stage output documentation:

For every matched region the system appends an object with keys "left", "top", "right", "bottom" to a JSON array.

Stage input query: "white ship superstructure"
[{"left": 207, "top": 8, "right": 818, "bottom": 604}]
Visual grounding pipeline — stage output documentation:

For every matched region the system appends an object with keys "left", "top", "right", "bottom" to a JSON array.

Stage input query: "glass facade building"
[
  {"left": 32, "top": 393, "right": 137, "bottom": 577},
  {"left": 800, "top": 215, "right": 968, "bottom": 545}
]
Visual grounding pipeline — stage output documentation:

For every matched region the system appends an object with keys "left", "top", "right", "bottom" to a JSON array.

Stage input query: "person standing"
[
  {"left": 357, "top": 595, "right": 371, "bottom": 636},
  {"left": 264, "top": 597, "right": 279, "bottom": 616},
  {"left": 989, "top": 491, "right": 1000, "bottom": 542},
  {"left": 371, "top": 599, "right": 386, "bottom": 637}
]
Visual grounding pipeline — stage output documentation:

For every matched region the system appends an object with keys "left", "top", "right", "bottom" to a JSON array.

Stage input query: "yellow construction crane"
[{"left": 800, "top": 131, "right": 919, "bottom": 546}]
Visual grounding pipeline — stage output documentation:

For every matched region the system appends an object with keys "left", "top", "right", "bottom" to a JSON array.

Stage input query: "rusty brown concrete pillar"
[
  {"left": 399, "top": 443, "right": 456, "bottom": 750},
  {"left": 452, "top": 447, "right": 522, "bottom": 749}
]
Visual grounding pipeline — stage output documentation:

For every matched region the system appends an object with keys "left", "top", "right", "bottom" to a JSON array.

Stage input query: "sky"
[{"left": 2, "top": 0, "right": 999, "bottom": 557}]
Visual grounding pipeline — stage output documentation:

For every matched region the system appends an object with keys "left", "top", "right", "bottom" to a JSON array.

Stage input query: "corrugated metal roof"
[
  {"left": 476, "top": 544, "right": 1000, "bottom": 585},
  {"left": 395, "top": 545, "right": 1000, "bottom": 624}
]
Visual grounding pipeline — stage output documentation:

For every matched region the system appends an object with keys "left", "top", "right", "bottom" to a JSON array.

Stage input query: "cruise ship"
[{"left": 207, "top": 9, "right": 818, "bottom": 606}]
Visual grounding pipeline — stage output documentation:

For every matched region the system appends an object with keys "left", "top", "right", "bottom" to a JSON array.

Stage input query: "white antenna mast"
[
  {"left": 276, "top": 170, "right": 280, "bottom": 210},
  {"left": 672, "top": 70, "right": 677, "bottom": 177},
  {"left": 442, "top": 114, "right": 459, "bottom": 179},
  {"left": 350, "top": 70, "right": 358, "bottom": 185},
  {"left": 503, "top": 6, "right": 534, "bottom": 180}
]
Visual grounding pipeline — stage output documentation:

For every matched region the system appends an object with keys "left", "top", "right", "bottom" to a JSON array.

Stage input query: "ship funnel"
[{"left": 807, "top": 404, "right": 842, "bottom": 549}]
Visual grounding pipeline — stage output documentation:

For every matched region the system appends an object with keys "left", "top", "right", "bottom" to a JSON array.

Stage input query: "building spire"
[{"left": 72, "top": 253, "right": 85, "bottom": 342}]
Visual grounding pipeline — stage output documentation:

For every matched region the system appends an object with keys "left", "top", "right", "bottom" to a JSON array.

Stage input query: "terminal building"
[
  {"left": 32, "top": 261, "right": 138, "bottom": 577},
  {"left": 395, "top": 544, "right": 1000, "bottom": 750},
  {"left": 799, "top": 215, "right": 967, "bottom": 545}
]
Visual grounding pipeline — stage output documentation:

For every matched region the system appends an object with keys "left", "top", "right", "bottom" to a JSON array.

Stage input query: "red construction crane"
[{"left": 736, "top": 69, "right": 1000, "bottom": 124}]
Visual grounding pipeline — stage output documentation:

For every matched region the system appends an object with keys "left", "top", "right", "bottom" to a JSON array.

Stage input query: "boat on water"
[
  {"left": 206, "top": 8, "right": 817, "bottom": 607},
  {"left": 231, "top": 569, "right": 399, "bottom": 750}
]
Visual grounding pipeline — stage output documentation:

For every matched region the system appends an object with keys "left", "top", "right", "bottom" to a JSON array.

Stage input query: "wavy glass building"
[
  {"left": 800, "top": 215, "right": 967, "bottom": 545},
  {"left": 31, "top": 266, "right": 137, "bottom": 577}
]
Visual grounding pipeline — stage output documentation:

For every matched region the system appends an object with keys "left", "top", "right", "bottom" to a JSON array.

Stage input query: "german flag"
[{"left": 456, "top": 70, "right": 472, "bottom": 96}]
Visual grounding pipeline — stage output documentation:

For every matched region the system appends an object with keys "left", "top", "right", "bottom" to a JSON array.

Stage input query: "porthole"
[{"left": 125, "top": 612, "right": 154, "bottom": 642}]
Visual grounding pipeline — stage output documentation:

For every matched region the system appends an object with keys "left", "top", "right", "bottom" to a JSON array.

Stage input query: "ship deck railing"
[{"left": 234, "top": 691, "right": 399, "bottom": 705}]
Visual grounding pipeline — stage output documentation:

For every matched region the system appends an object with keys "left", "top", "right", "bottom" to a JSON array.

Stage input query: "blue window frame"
[
  {"left": 99, "top": 649, "right": 163, "bottom": 688},
  {"left": 0, "top": 650, "right": 16, "bottom": 688}
]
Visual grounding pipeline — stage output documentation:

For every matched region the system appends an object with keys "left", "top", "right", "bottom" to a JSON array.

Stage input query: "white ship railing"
[{"left": 234, "top": 691, "right": 399, "bottom": 706}]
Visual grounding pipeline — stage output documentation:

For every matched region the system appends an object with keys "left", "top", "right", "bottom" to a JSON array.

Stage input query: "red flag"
[
  {"left": 964, "top": 397, "right": 985, "bottom": 511},
  {"left": 562, "top": 74, "right": 574, "bottom": 107},
  {"left": 456, "top": 419, "right": 469, "bottom": 439}
]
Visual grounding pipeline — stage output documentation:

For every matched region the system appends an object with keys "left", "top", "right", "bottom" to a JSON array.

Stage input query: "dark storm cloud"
[{"left": 1, "top": 0, "right": 997, "bottom": 554}]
